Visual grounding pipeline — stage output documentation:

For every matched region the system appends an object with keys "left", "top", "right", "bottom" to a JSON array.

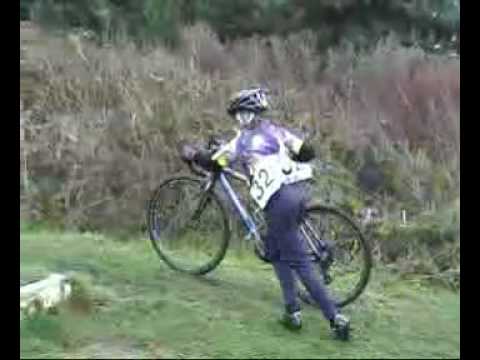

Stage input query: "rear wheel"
[
  {"left": 298, "top": 205, "right": 372, "bottom": 308},
  {"left": 147, "top": 177, "right": 230, "bottom": 275}
]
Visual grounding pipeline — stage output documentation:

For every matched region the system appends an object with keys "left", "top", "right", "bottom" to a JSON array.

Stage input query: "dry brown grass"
[{"left": 20, "top": 24, "right": 459, "bottom": 237}]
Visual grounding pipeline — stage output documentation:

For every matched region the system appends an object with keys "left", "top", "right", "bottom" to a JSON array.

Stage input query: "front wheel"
[
  {"left": 147, "top": 176, "right": 231, "bottom": 275},
  {"left": 299, "top": 205, "right": 372, "bottom": 308}
]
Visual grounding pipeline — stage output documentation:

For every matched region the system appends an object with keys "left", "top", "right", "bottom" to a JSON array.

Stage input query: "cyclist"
[{"left": 181, "top": 87, "right": 350, "bottom": 340}]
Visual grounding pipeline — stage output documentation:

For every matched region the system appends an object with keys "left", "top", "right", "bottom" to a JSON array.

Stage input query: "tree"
[
  {"left": 20, "top": 0, "right": 36, "bottom": 20},
  {"left": 22, "top": 0, "right": 459, "bottom": 53}
]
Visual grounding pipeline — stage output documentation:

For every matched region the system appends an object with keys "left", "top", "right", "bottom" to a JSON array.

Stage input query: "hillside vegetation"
[
  {"left": 20, "top": 6, "right": 460, "bottom": 358},
  {"left": 20, "top": 22, "right": 459, "bottom": 283}
]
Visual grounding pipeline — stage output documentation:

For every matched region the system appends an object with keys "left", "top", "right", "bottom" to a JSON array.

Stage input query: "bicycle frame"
[
  {"left": 201, "top": 166, "right": 323, "bottom": 258},
  {"left": 212, "top": 168, "right": 263, "bottom": 244}
]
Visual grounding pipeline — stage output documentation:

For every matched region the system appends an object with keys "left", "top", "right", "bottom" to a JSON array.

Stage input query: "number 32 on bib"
[{"left": 249, "top": 157, "right": 312, "bottom": 209}]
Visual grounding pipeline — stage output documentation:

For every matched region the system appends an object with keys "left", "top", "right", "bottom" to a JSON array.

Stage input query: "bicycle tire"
[
  {"left": 299, "top": 204, "right": 372, "bottom": 308},
  {"left": 147, "top": 176, "right": 231, "bottom": 275}
]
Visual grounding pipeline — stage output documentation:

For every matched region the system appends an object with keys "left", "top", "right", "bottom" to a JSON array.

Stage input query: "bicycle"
[{"left": 146, "top": 139, "right": 372, "bottom": 308}]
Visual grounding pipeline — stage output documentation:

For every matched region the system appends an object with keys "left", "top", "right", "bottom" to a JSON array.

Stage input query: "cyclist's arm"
[
  {"left": 210, "top": 130, "right": 241, "bottom": 167},
  {"left": 278, "top": 125, "right": 316, "bottom": 162}
]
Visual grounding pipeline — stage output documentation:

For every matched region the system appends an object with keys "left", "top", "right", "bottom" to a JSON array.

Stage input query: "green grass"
[{"left": 20, "top": 229, "right": 460, "bottom": 359}]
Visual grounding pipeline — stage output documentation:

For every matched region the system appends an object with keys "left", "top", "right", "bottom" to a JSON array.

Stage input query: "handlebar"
[
  {"left": 184, "top": 156, "right": 250, "bottom": 186},
  {"left": 180, "top": 135, "right": 228, "bottom": 178},
  {"left": 186, "top": 159, "right": 210, "bottom": 177}
]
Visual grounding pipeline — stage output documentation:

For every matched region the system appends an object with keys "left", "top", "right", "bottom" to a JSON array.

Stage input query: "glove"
[{"left": 193, "top": 149, "right": 223, "bottom": 172}]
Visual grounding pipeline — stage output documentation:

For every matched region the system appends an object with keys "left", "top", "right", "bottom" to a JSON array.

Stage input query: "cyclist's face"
[{"left": 235, "top": 111, "right": 256, "bottom": 129}]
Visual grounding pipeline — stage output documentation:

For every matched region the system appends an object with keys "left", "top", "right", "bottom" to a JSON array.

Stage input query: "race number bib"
[
  {"left": 249, "top": 156, "right": 285, "bottom": 209},
  {"left": 283, "top": 161, "right": 313, "bottom": 186},
  {"left": 249, "top": 156, "right": 313, "bottom": 209}
]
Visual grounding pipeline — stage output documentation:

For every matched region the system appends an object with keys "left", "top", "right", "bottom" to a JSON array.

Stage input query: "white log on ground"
[{"left": 20, "top": 273, "right": 72, "bottom": 317}]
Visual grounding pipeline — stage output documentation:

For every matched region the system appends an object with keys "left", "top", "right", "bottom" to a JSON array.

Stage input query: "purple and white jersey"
[{"left": 212, "top": 119, "right": 313, "bottom": 208}]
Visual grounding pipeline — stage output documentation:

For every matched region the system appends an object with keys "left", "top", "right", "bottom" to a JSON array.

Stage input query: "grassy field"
[{"left": 20, "top": 226, "right": 460, "bottom": 359}]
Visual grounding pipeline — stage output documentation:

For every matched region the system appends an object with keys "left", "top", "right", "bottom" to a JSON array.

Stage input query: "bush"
[{"left": 371, "top": 202, "right": 459, "bottom": 286}]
